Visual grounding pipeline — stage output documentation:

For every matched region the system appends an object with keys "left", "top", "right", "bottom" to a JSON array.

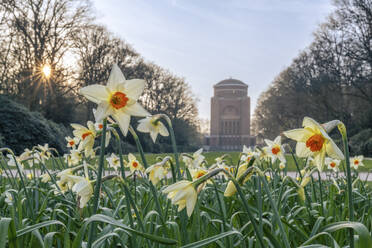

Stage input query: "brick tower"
[{"left": 209, "top": 78, "right": 255, "bottom": 150}]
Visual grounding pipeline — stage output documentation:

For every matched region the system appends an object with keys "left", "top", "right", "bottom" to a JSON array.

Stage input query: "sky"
[{"left": 92, "top": 0, "right": 334, "bottom": 120}]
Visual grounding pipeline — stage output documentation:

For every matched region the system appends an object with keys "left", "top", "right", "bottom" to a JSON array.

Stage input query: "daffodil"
[
  {"left": 37, "top": 144, "right": 51, "bottom": 162},
  {"left": 350, "top": 155, "right": 364, "bottom": 170},
  {"left": 66, "top": 136, "right": 79, "bottom": 148},
  {"left": 145, "top": 161, "right": 168, "bottom": 185},
  {"left": 4, "top": 191, "right": 13, "bottom": 206},
  {"left": 265, "top": 136, "right": 286, "bottom": 164},
  {"left": 163, "top": 180, "right": 197, "bottom": 217},
  {"left": 40, "top": 173, "right": 51, "bottom": 183},
  {"left": 224, "top": 163, "right": 252, "bottom": 197},
  {"left": 70, "top": 149, "right": 83, "bottom": 166},
  {"left": 240, "top": 146, "right": 258, "bottom": 164},
  {"left": 137, "top": 115, "right": 169, "bottom": 142},
  {"left": 106, "top": 153, "right": 120, "bottom": 171},
  {"left": 56, "top": 168, "right": 74, "bottom": 193},
  {"left": 71, "top": 121, "right": 96, "bottom": 157},
  {"left": 71, "top": 176, "right": 93, "bottom": 208},
  {"left": 182, "top": 148, "right": 205, "bottom": 169},
  {"left": 325, "top": 157, "right": 340, "bottom": 172},
  {"left": 283, "top": 117, "right": 344, "bottom": 171},
  {"left": 79, "top": 64, "right": 149, "bottom": 136},
  {"left": 126, "top": 153, "right": 144, "bottom": 173},
  {"left": 279, "top": 162, "right": 286, "bottom": 170},
  {"left": 7, "top": 154, "right": 24, "bottom": 173}
]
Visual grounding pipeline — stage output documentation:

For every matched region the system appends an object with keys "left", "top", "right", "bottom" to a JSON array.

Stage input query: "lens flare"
[{"left": 42, "top": 64, "right": 51, "bottom": 78}]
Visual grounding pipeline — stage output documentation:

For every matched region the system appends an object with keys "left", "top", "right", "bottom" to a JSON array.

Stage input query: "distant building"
[{"left": 204, "top": 78, "right": 256, "bottom": 151}]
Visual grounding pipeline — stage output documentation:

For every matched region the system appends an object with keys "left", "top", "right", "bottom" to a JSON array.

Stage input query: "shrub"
[
  {"left": 0, "top": 95, "right": 70, "bottom": 154},
  {"left": 349, "top": 128, "right": 372, "bottom": 156}
]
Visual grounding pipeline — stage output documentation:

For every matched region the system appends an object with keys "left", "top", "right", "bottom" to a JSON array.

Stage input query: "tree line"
[
  {"left": 253, "top": 0, "right": 372, "bottom": 155},
  {"left": 0, "top": 0, "right": 201, "bottom": 152}
]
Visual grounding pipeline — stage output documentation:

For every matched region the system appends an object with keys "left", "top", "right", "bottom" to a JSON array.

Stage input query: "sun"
[{"left": 42, "top": 64, "right": 51, "bottom": 78}]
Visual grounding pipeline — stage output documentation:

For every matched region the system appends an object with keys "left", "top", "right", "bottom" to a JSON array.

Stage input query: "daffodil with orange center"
[
  {"left": 66, "top": 136, "right": 79, "bottom": 148},
  {"left": 126, "top": 153, "right": 144, "bottom": 173},
  {"left": 79, "top": 64, "right": 149, "bottom": 136},
  {"left": 71, "top": 121, "right": 96, "bottom": 157},
  {"left": 283, "top": 117, "right": 344, "bottom": 171},
  {"left": 350, "top": 155, "right": 364, "bottom": 170},
  {"left": 325, "top": 157, "right": 340, "bottom": 172},
  {"left": 264, "top": 136, "right": 286, "bottom": 164}
]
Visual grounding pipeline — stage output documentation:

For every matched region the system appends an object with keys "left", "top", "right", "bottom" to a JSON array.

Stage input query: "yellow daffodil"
[
  {"left": 350, "top": 155, "right": 364, "bottom": 170},
  {"left": 79, "top": 64, "right": 149, "bottom": 136},
  {"left": 106, "top": 153, "right": 120, "bottom": 171},
  {"left": 283, "top": 117, "right": 344, "bottom": 172},
  {"left": 71, "top": 121, "right": 96, "bottom": 157},
  {"left": 264, "top": 136, "right": 286, "bottom": 164},
  {"left": 66, "top": 136, "right": 79, "bottom": 148},
  {"left": 137, "top": 116, "right": 169, "bottom": 143},
  {"left": 27, "top": 173, "right": 33, "bottom": 179},
  {"left": 56, "top": 168, "right": 74, "bottom": 193},
  {"left": 224, "top": 163, "right": 252, "bottom": 197},
  {"left": 126, "top": 153, "right": 144, "bottom": 173},
  {"left": 325, "top": 157, "right": 340, "bottom": 172},
  {"left": 163, "top": 180, "right": 197, "bottom": 217}
]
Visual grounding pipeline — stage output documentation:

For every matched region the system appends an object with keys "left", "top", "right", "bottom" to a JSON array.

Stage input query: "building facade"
[{"left": 208, "top": 78, "right": 255, "bottom": 150}]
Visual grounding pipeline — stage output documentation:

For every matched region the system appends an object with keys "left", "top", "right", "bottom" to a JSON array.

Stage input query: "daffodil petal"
[
  {"left": 124, "top": 79, "right": 146, "bottom": 100},
  {"left": 95, "top": 102, "right": 111, "bottom": 122},
  {"left": 158, "top": 123, "right": 169, "bottom": 137},
  {"left": 325, "top": 140, "right": 344, "bottom": 160},
  {"left": 186, "top": 190, "right": 197, "bottom": 217},
  {"left": 113, "top": 111, "right": 131, "bottom": 136},
  {"left": 80, "top": 85, "right": 109, "bottom": 104},
  {"left": 124, "top": 102, "right": 150, "bottom": 117},
  {"left": 283, "top": 128, "right": 312, "bottom": 142},
  {"left": 150, "top": 131, "right": 158, "bottom": 143},
  {"left": 107, "top": 64, "right": 126, "bottom": 90},
  {"left": 296, "top": 142, "right": 312, "bottom": 157}
]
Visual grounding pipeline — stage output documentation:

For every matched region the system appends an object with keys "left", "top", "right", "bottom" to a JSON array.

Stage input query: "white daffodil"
[
  {"left": 264, "top": 136, "right": 286, "bottom": 164},
  {"left": 182, "top": 148, "right": 205, "bottom": 169},
  {"left": 92, "top": 108, "right": 112, "bottom": 146},
  {"left": 137, "top": 116, "right": 169, "bottom": 143},
  {"left": 19, "top": 148, "right": 32, "bottom": 161},
  {"left": 56, "top": 168, "right": 74, "bottom": 193},
  {"left": 71, "top": 176, "right": 93, "bottom": 208},
  {"left": 70, "top": 149, "right": 83, "bottom": 166},
  {"left": 163, "top": 180, "right": 198, "bottom": 217},
  {"left": 37, "top": 144, "right": 51, "bottom": 162},
  {"left": 40, "top": 173, "right": 51, "bottom": 183},
  {"left": 190, "top": 167, "right": 208, "bottom": 181},
  {"left": 350, "top": 155, "right": 364, "bottom": 170},
  {"left": 126, "top": 153, "right": 144, "bottom": 173},
  {"left": 7, "top": 154, "right": 24, "bottom": 173},
  {"left": 279, "top": 162, "right": 286, "bottom": 170},
  {"left": 240, "top": 146, "right": 258, "bottom": 164},
  {"left": 4, "top": 191, "right": 13, "bottom": 206},
  {"left": 106, "top": 153, "right": 120, "bottom": 171},
  {"left": 325, "top": 157, "right": 340, "bottom": 172},
  {"left": 66, "top": 136, "right": 79, "bottom": 148},
  {"left": 145, "top": 162, "right": 168, "bottom": 185},
  {"left": 71, "top": 121, "right": 96, "bottom": 157},
  {"left": 79, "top": 64, "right": 149, "bottom": 136},
  {"left": 283, "top": 117, "right": 344, "bottom": 172}
]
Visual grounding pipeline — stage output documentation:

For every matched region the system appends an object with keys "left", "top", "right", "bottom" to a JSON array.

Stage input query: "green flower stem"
[
  {"left": 317, "top": 169, "right": 324, "bottom": 216},
  {"left": 128, "top": 126, "right": 165, "bottom": 224},
  {"left": 159, "top": 114, "right": 181, "bottom": 179},
  {"left": 338, "top": 122, "right": 354, "bottom": 248},
  {"left": 87, "top": 119, "right": 107, "bottom": 248}
]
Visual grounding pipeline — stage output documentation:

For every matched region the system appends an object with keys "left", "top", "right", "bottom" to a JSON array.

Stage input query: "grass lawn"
[
  {"left": 4, "top": 151, "right": 372, "bottom": 172},
  {"left": 134, "top": 151, "right": 372, "bottom": 172}
]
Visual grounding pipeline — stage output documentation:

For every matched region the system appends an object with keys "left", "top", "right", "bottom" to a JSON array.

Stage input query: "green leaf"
[
  {"left": 0, "top": 218, "right": 11, "bottom": 248},
  {"left": 72, "top": 214, "right": 177, "bottom": 247},
  {"left": 322, "top": 221, "right": 372, "bottom": 248},
  {"left": 16, "top": 220, "right": 66, "bottom": 237},
  {"left": 180, "top": 231, "right": 242, "bottom": 248}
]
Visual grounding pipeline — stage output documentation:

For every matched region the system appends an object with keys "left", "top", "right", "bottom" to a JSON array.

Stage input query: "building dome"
[{"left": 214, "top": 78, "right": 247, "bottom": 88}]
